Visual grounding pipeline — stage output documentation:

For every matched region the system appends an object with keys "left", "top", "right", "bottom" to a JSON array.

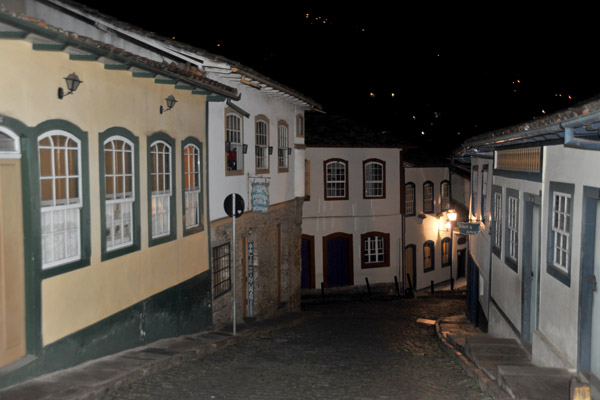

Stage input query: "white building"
[
  {"left": 204, "top": 66, "right": 320, "bottom": 327},
  {"left": 403, "top": 164, "right": 466, "bottom": 291},
  {"left": 301, "top": 145, "right": 464, "bottom": 293},
  {"left": 464, "top": 153, "right": 494, "bottom": 328},
  {"left": 459, "top": 96, "right": 600, "bottom": 393},
  {"left": 302, "top": 146, "right": 404, "bottom": 289}
]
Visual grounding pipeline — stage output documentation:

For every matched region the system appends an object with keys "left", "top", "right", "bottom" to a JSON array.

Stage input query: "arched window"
[
  {"left": 255, "top": 116, "right": 269, "bottom": 172},
  {"left": 226, "top": 112, "right": 243, "bottom": 172},
  {"left": 183, "top": 141, "right": 202, "bottom": 231},
  {"left": 278, "top": 121, "right": 289, "bottom": 171},
  {"left": 423, "top": 181, "right": 434, "bottom": 214},
  {"left": 0, "top": 127, "right": 20, "bottom": 157},
  {"left": 440, "top": 180, "right": 450, "bottom": 211},
  {"left": 39, "top": 131, "right": 82, "bottom": 268},
  {"left": 148, "top": 134, "right": 176, "bottom": 244},
  {"left": 405, "top": 182, "right": 415, "bottom": 216},
  {"left": 104, "top": 136, "right": 135, "bottom": 251},
  {"left": 363, "top": 159, "right": 385, "bottom": 198},
  {"left": 324, "top": 159, "right": 348, "bottom": 200},
  {"left": 423, "top": 240, "right": 435, "bottom": 272},
  {"left": 441, "top": 237, "right": 451, "bottom": 267}
]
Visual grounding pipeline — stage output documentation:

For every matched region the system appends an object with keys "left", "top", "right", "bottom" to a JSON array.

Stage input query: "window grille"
[{"left": 213, "top": 243, "right": 231, "bottom": 297}]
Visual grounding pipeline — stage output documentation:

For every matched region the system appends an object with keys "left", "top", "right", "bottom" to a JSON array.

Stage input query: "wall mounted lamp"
[
  {"left": 242, "top": 144, "right": 248, "bottom": 154},
  {"left": 287, "top": 147, "right": 292, "bottom": 156},
  {"left": 268, "top": 146, "right": 273, "bottom": 155},
  {"left": 447, "top": 209, "right": 457, "bottom": 222},
  {"left": 160, "top": 95, "right": 177, "bottom": 114},
  {"left": 58, "top": 73, "right": 82, "bottom": 99}
]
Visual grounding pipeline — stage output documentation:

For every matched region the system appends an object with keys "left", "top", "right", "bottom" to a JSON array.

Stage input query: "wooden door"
[
  {"left": 324, "top": 233, "right": 353, "bottom": 288},
  {"left": 0, "top": 158, "right": 26, "bottom": 368}
]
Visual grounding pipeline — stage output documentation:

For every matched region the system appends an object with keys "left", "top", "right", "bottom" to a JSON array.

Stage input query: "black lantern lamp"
[
  {"left": 58, "top": 73, "right": 82, "bottom": 99},
  {"left": 160, "top": 95, "right": 177, "bottom": 114}
]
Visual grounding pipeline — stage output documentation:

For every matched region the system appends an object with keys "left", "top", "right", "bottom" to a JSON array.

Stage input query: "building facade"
[
  {"left": 0, "top": 4, "right": 238, "bottom": 388},
  {"left": 6, "top": 0, "right": 322, "bottom": 333},
  {"left": 403, "top": 165, "right": 466, "bottom": 291},
  {"left": 302, "top": 146, "right": 404, "bottom": 290},
  {"left": 206, "top": 72, "right": 319, "bottom": 328},
  {"left": 459, "top": 97, "right": 600, "bottom": 392}
]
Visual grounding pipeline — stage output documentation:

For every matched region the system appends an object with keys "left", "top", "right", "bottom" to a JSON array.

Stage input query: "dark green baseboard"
[{"left": 0, "top": 271, "right": 212, "bottom": 389}]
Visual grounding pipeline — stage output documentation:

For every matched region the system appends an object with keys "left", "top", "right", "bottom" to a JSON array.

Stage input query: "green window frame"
[
  {"left": 147, "top": 132, "right": 177, "bottom": 247},
  {"left": 28, "top": 120, "right": 91, "bottom": 279},
  {"left": 99, "top": 127, "right": 141, "bottom": 261},
  {"left": 182, "top": 137, "right": 204, "bottom": 236}
]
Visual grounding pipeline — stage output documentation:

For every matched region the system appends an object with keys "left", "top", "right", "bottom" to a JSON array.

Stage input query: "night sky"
[{"left": 76, "top": 2, "right": 600, "bottom": 157}]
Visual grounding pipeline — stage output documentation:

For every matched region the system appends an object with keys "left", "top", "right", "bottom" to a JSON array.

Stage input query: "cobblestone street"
[{"left": 104, "top": 294, "right": 491, "bottom": 400}]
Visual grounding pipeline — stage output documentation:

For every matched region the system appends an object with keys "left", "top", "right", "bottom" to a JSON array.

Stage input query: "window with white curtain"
[{"left": 39, "top": 131, "right": 81, "bottom": 269}]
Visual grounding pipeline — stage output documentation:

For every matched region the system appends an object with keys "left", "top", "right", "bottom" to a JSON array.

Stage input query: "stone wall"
[{"left": 211, "top": 198, "right": 303, "bottom": 329}]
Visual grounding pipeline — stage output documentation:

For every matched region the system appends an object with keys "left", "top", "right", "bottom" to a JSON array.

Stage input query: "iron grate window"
[{"left": 213, "top": 243, "right": 231, "bottom": 297}]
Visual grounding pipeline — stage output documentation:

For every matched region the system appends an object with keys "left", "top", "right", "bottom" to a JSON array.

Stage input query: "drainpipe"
[
  {"left": 400, "top": 149, "right": 406, "bottom": 292},
  {"left": 206, "top": 100, "right": 213, "bottom": 327}
]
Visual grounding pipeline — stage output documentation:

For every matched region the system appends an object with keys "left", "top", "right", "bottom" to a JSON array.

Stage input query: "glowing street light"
[{"left": 447, "top": 209, "right": 457, "bottom": 222}]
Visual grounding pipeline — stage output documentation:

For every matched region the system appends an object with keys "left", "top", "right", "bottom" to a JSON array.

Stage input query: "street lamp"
[
  {"left": 160, "top": 95, "right": 177, "bottom": 114},
  {"left": 58, "top": 73, "right": 83, "bottom": 99}
]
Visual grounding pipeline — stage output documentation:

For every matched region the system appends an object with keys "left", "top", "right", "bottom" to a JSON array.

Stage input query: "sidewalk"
[
  {"left": 436, "top": 314, "right": 591, "bottom": 400},
  {"left": 0, "top": 312, "right": 310, "bottom": 400}
]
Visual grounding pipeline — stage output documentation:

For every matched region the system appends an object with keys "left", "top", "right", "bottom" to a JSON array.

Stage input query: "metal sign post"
[
  {"left": 247, "top": 241, "right": 255, "bottom": 318},
  {"left": 224, "top": 194, "right": 244, "bottom": 336}
]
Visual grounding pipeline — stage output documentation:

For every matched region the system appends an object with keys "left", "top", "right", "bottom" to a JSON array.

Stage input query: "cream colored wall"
[{"left": 0, "top": 40, "right": 210, "bottom": 345}]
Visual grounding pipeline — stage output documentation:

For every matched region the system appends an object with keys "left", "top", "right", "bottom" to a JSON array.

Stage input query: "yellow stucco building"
[{"left": 0, "top": 7, "right": 238, "bottom": 387}]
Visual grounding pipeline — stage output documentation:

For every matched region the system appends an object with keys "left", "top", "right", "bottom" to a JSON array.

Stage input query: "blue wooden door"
[
  {"left": 301, "top": 239, "right": 311, "bottom": 289},
  {"left": 326, "top": 237, "right": 350, "bottom": 287}
]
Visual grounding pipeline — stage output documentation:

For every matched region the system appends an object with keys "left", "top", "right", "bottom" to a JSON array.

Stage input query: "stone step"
[
  {"left": 464, "top": 337, "right": 533, "bottom": 381},
  {"left": 497, "top": 365, "right": 575, "bottom": 400}
]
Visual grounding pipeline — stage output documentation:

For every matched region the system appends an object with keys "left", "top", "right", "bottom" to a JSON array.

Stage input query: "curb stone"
[{"left": 435, "top": 317, "right": 510, "bottom": 400}]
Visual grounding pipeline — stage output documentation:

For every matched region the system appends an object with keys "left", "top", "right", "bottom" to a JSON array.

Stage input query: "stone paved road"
[{"left": 104, "top": 294, "right": 491, "bottom": 400}]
